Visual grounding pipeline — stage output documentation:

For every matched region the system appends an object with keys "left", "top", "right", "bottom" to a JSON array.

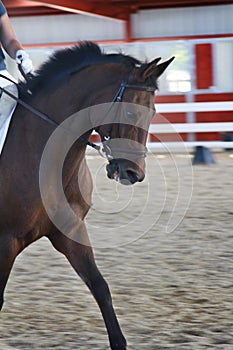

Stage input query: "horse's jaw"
[{"left": 106, "top": 159, "right": 145, "bottom": 186}]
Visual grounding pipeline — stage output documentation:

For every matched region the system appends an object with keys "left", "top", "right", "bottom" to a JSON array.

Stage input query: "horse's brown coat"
[{"left": 0, "top": 42, "right": 173, "bottom": 349}]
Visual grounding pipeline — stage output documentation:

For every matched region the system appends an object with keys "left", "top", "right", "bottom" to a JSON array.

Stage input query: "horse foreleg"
[
  {"left": 48, "top": 229, "right": 127, "bottom": 350},
  {"left": 0, "top": 235, "right": 20, "bottom": 310}
]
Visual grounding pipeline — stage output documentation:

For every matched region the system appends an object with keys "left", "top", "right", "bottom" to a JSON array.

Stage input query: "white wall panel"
[
  {"left": 11, "top": 14, "right": 124, "bottom": 45},
  {"left": 132, "top": 5, "right": 233, "bottom": 38},
  {"left": 215, "top": 41, "right": 233, "bottom": 91},
  {"left": 9, "top": 5, "right": 233, "bottom": 46}
]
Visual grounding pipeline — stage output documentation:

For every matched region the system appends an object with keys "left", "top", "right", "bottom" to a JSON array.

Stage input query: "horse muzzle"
[{"left": 106, "top": 159, "right": 145, "bottom": 185}]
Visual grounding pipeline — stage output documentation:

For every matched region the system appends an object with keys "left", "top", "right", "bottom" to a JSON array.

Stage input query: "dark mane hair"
[{"left": 18, "top": 42, "right": 141, "bottom": 97}]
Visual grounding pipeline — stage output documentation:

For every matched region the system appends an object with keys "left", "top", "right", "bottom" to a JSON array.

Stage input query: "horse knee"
[
  {"left": 83, "top": 272, "right": 112, "bottom": 305},
  {"left": 94, "top": 278, "right": 112, "bottom": 304}
]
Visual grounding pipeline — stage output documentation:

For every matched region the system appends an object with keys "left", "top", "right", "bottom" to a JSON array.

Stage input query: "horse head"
[
  {"left": 93, "top": 56, "right": 174, "bottom": 185},
  {"left": 17, "top": 43, "right": 174, "bottom": 187}
]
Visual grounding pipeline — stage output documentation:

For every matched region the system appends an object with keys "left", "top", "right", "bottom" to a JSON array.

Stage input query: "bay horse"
[{"left": 0, "top": 42, "right": 174, "bottom": 349}]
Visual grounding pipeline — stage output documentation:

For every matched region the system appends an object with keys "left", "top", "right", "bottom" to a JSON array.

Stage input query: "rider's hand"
[{"left": 15, "top": 50, "right": 34, "bottom": 75}]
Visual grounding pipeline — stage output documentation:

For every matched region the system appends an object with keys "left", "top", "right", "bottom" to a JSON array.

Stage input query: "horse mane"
[{"left": 18, "top": 41, "right": 141, "bottom": 98}]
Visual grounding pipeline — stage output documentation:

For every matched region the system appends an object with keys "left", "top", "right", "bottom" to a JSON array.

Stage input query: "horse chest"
[{"left": 64, "top": 163, "right": 93, "bottom": 219}]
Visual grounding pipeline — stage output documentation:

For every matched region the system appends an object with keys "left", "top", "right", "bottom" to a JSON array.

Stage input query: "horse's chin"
[{"left": 106, "top": 161, "right": 144, "bottom": 186}]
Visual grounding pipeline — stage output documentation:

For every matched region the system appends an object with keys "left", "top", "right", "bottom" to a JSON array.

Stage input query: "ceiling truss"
[{"left": 4, "top": 0, "right": 233, "bottom": 20}]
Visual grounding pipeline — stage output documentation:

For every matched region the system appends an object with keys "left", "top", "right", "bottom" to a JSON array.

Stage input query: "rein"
[
  {"left": 0, "top": 72, "right": 154, "bottom": 160},
  {"left": 0, "top": 74, "right": 58, "bottom": 128}
]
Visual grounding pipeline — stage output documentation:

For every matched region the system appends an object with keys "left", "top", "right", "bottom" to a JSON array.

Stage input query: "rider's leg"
[{"left": 0, "top": 70, "right": 18, "bottom": 126}]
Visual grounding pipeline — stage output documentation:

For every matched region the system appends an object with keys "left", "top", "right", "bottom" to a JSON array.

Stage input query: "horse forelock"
[{"left": 18, "top": 41, "right": 141, "bottom": 98}]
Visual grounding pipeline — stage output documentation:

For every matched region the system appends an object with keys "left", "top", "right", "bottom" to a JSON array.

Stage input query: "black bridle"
[
  {"left": 0, "top": 72, "right": 155, "bottom": 160},
  {"left": 94, "top": 74, "right": 155, "bottom": 160}
]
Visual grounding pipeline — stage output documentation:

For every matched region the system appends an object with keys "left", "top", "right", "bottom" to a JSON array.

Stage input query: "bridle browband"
[{"left": 0, "top": 72, "right": 155, "bottom": 160}]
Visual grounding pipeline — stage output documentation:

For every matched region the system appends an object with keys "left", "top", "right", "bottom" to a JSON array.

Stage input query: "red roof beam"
[{"left": 29, "top": 0, "right": 130, "bottom": 20}]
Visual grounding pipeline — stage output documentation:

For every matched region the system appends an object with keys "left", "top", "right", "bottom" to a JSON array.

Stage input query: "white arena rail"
[
  {"left": 149, "top": 122, "right": 233, "bottom": 134},
  {"left": 148, "top": 100, "right": 233, "bottom": 150},
  {"left": 156, "top": 101, "right": 233, "bottom": 113},
  {"left": 147, "top": 141, "right": 233, "bottom": 149}
]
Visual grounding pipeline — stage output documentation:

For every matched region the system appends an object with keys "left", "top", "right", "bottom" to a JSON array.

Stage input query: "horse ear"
[
  {"left": 140, "top": 56, "right": 175, "bottom": 82},
  {"left": 155, "top": 56, "right": 175, "bottom": 78},
  {"left": 141, "top": 57, "right": 161, "bottom": 80}
]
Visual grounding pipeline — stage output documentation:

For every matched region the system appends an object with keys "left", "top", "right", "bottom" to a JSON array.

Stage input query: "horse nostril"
[
  {"left": 126, "top": 170, "right": 140, "bottom": 184},
  {"left": 107, "top": 160, "right": 144, "bottom": 185}
]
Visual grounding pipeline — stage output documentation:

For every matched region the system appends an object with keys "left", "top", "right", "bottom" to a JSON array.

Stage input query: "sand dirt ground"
[{"left": 0, "top": 152, "right": 233, "bottom": 350}]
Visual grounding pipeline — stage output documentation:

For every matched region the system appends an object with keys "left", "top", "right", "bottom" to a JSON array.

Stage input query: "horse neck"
[
  {"left": 28, "top": 63, "right": 128, "bottom": 123},
  {"left": 10, "top": 80, "right": 91, "bottom": 173},
  {"left": 19, "top": 63, "right": 129, "bottom": 156}
]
